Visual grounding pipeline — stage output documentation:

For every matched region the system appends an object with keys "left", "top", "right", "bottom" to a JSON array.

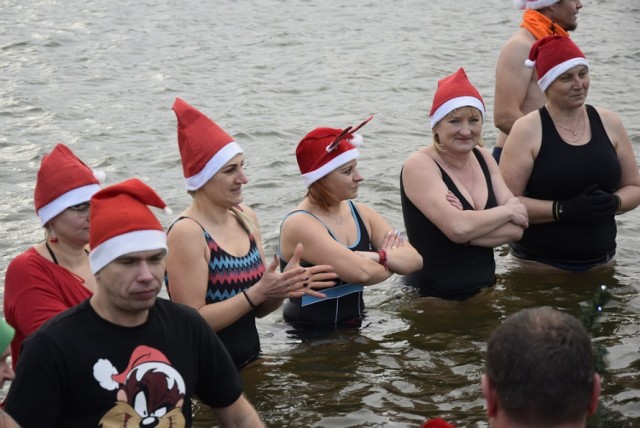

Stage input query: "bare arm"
[
  {"left": 500, "top": 111, "right": 556, "bottom": 224},
  {"left": 467, "top": 149, "right": 528, "bottom": 246},
  {"left": 597, "top": 107, "right": 640, "bottom": 213},
  {"left": 494, "top": 33, "right": 540, "bottom": 135},
  {"left": 212, "top": 394, "right": 265, "bottom": 428},
  {"left": 402, "top": 150, "right": 526, "bottom": 246},
  {"left": 354, "top": 203, "right": 423, "bottom": 274},
  {"left": 280, "top": 212, "right": 392, "bottom": 286}
]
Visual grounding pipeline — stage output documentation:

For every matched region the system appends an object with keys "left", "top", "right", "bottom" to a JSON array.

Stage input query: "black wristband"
[
  {"left": 552, "top": 200, "right": 560, "bottom": 222},
  {"left": 242, "top": 290, "right": 257, "bottom": 309}
]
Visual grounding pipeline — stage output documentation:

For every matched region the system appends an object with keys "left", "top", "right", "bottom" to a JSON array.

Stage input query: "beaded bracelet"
[{"left": 377, "top": 249, "right": 389, "bottom": 271}]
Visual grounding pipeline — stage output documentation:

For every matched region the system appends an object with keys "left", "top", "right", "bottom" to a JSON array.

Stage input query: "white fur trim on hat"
[
  {"left": 184, "top": 142, "right": 243, "bottom": 191},
  {"left": 37, "top": 183, "right": 101, "bottom": 226},
  {"left": 538, "top": 58, "right": 590, "bottom": 91},
  {"left": 514, "top": 0, "right": 559, "bottom": 10},
  {"left": 300, "top": 148, "right": 359, "bottom": 188},
  {"left": 89, "top": 230, "right": 168, "bottom": 274},
  {"left": 430, "top": 96, "right": 485, "bottom": 129}
]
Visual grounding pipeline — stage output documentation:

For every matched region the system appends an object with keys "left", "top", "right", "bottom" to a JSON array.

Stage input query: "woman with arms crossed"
[
  {"left": 401, "top": 68, "right": 528, "bottom": 300},
  {"left": 279, "top": 117, "right": 423, "bottom": 329}
]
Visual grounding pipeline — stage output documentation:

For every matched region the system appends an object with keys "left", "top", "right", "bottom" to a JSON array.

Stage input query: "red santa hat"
[
  {"left": 429, "top": 68, "right": 485, "bottom": 129},
  {"left": 525, "top": 35, "right": 589, "bottom": 91},
  {"left": 93, "top": 345, "right": 186, "bottom": 393},
  {"left": 296, "top": 116, "right": 372, "bottom": 188},
  {"left": 514, "top": 0, "right": 559, "bottom": 9},
  {"left": 172, "top": 98, "right": 244, "bottom": 191},
  {"left": 34, "top": 143, "right": 104, "bottom": 226},
  {"left": 89, "top": 178, "right": 170, "bottom": 274}
]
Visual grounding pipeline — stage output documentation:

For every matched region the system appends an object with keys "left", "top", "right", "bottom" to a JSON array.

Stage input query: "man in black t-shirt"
[{"left": 5, "top": 178, "right": 265, "bottom": 428}]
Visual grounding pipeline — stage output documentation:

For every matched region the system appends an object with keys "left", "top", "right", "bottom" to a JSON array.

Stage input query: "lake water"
[{"left": 1, "top": 0, "right": 639, "bottom": 426}]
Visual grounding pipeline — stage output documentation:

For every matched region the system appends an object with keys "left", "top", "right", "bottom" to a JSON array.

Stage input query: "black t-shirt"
[{"left": 5, "top": 298, "right": 242, "bottom": 428}]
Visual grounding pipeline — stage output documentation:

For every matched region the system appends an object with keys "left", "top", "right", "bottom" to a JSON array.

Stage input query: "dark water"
[{"left": 1, "top": 0, "right": 639, "bottom": 426}]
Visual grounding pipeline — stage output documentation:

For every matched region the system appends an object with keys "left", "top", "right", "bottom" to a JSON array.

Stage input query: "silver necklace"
[{"left": 552, "top": 107, "right": 585, "bottom": 139}]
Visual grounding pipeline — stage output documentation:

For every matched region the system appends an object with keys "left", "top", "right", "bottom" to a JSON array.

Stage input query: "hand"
[
  {"left": 379, "top": 229, "right": 404, "bottom": 251},
  {"left": 504, "top": 197, "right": 529, "bottom": 228},
  {"left": 446, "top": 190, "right": 463, "bottom": 210},
  {"left": 555, "top": 185, "right": 618, "bottom": 223},
  {"left": 281, "top": 243, "right": 337, "bottom": 299}
]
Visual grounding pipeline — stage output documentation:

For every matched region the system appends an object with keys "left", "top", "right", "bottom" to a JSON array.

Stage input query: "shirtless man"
[{"left": 492, "top": 0, "right": 583, "bottom": 163}]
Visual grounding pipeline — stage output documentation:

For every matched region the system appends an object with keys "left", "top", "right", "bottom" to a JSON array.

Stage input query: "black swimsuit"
[
  {"left": 401, "top": 148, "right": 497, "bottom": 299},
  {"left": 279, "top": 200, "right": 372, "bottom": 327}
]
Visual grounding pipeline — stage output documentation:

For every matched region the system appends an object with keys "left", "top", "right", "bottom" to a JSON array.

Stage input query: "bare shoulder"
[
  {"left": 403, "top": 149, "right": 436, "bottom": 174},
  {"left": 499, "top": 29, "right": 535, "bottom": 61}
]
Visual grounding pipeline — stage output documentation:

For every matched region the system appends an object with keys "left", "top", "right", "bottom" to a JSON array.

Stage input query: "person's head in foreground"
[{"left": 482, "top": 307, "right": 600, "bottom": 427}]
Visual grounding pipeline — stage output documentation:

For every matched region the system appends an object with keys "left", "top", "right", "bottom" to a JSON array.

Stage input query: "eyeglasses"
[{"left": 67, "top": 203, "right": 90, "bottom": 217}]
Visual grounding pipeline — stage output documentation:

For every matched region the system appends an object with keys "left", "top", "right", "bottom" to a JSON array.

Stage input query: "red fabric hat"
[
  {"left": 526, "top": 35, "right": 589, "bottom": 91},
  {"left": 93, "top": 345, "right": 185, "bottom": 393},
  {"left": 296, "top": 116, "right": 372, "bottom": 188},
  {"left": 172, "top": 98, "right": 243, "bottom": 191},
  {"left": 34, "top": 143, "right": 103, "bottom": 226},
  {"left": 89, "top": 178, "right": 170, "bottom": 273},
  {"left": 429, "top": 68, "right": 485, "bottom": 129}
]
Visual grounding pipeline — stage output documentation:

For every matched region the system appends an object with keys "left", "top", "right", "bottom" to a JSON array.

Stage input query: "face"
[
  {"left": 94, "top": 249, "right": 166, "bottom": 325},
  {"left": 0, "top": 348, "right": 15, "bottom": 389},
  {"left": 433, "top": 107, "right": 483, "bottom": 153},
  {"left": 549, "top": 0, "right": 582, "bottom": 32},
  {"left": 547, "top": 65, "right": 589, "bottom": 108},
  {"left": 323, "top": 160, "right": 363, "bottom": 201},
  {"left": 48, "top": 202, "right": 91, "bottom": 245},
  {"left": 201, "top": 154, "right": 248, "bottom": 207}
]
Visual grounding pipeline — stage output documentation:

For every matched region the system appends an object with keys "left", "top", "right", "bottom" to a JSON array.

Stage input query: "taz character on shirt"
[{"left": 93, "top": 345, "right": 187, "bottom": 427}]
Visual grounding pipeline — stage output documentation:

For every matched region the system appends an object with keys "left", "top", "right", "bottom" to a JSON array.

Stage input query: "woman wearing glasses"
[
  {"left": 4, "top": 144, "right": 103, "bottom": 367},
  {"left": 278, "top": 117, "right": 422, "bottom": 329}
]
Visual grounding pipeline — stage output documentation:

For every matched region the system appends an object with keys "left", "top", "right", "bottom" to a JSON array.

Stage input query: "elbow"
[
  {"left": 494, "top": 115, "right": 511, "bottom": 135},
  {"left": 446, "top": 223, "right": 474, "bottom": 244}
]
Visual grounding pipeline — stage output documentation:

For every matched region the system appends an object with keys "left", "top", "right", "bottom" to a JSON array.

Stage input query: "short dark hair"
[{"left": 485, "top": 307, "right": 595, "bottom": 426}]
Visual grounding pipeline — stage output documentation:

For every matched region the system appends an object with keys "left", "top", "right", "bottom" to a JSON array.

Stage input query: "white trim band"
[
  {"left": 90, "top": 230, "right": 168, "bottom": 274},
  {"left": 430, "top": 96, "right": 485, "bottom": 129},
  {"left": 184, "top": 142, "right": 243, "bottom": 191},
  {"left": 37, "top": 184, "right": 101, "bottom": 226},
  {"left": 300, "top": 149, "right": 359, "bottom": 188},
  {"left": 538, "top": 58, "right": 589, "bottom": 91}
]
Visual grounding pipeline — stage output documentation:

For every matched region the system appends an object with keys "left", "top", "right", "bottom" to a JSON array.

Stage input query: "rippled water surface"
[{"left": 1, "top": 0, "right": 639, "bottom": 426}]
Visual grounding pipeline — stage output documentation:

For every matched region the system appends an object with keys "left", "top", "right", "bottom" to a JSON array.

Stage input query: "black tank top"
[
  {"left": 400, "top": 148, "right": 497, "bottom": 298},
  {"left": 511, "top": 105, "right": 620, "bottom": 263}
]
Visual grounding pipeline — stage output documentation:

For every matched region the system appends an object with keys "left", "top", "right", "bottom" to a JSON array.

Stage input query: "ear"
[
  {"left": 481, "top": 374, "right": 499, "bottom": 418},
  {"left": 587, "top": 373, "right": 601, "bottom": 416}
]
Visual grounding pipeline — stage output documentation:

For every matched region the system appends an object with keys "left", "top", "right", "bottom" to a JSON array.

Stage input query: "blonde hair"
[
  {"left": 230, "top": 206, "right": 255, "bottom": 233},
  {"left": 432, "top": 106, "right": 485, "bottom": 153}
]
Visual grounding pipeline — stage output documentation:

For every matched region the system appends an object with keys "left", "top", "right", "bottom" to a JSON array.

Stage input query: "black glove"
[{"left": 553, "top": 185, "right": 619, "bottom": 223}]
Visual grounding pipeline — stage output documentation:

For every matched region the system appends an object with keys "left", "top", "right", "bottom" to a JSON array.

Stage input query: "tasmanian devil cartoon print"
[{"left": 93, "top": 345, "right": 187, "bottom": 427}]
